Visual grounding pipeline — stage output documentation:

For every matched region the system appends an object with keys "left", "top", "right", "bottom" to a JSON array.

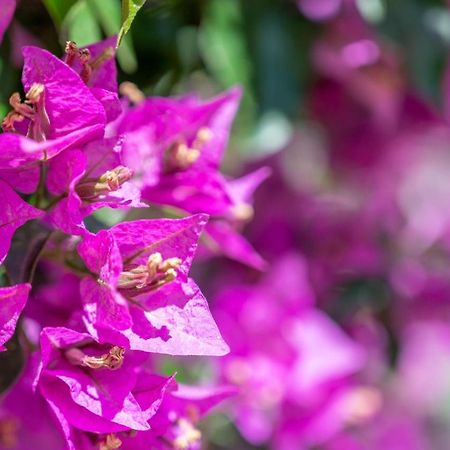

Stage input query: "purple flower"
[
  {"left": 35, "top": 327, "right": 177, "bottom": 449},
  {"left": 203, "top": 167, "right": 271, "bottom": 270},
  {"left": 0, "top": 46, "right": 106, "bottom": 193},
  {"left": 120, "top": 383, "right": 236, "bottom": 449},
  {"left": 117, "top": 87, "right": 242, "bottom": 201},
  {"left": 116, "top": 86, "right": 268, "bottom": 268},
  {"left": 214, "top": 253, "right": 366, "bottom": 446},
  {"left": 63, "top": 38, "right": 122, "bottom": 123},
  {"left": 77, "top": 214, "right": 229, "bottom": 356},
  {"left": 45, "top": 137, "right": 145, "bottom": 235}
]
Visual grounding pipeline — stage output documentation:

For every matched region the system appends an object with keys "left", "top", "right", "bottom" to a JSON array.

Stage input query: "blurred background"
[{"left": 4, "top": 0, "right": 450, "bottom": 449}]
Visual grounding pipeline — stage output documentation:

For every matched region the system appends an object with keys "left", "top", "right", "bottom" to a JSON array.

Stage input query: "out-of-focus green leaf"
[
  {"left": 356, "top": 0, "right": 386, "bottom": 23},
  {"left": 381, "top": 0, "right": 446, "bottom": 104},
  {"left": 117, "top": 0, "right": 147, "bottom": 47},
  {"left": 61, "top": 0, "right": 102, "bottom": 46},
  {"left": 86, "top": 0, "right": 138, "bottom": 73},
  {"left": 200, "top": 0, "right": 252, "bottom": 92},
  {"left": 0, "top": 103, "right": 8, "bottom": 122},
  {"left": 92, "top": 208, "right": 127, "bottom": 227},
  {"left": 241, "top": 0, "right": 306, "bottom": 118},
  {"left": 42, "top": 0, "right": 77, "bottom": 27}
]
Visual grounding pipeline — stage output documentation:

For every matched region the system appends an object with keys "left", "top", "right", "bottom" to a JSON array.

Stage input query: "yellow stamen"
[
  {"left": 173, "top": 418, "right": 201, "bottom": 450},
  {"left": 118, "top": 252, "right": 181, "bottom": 294},
  {"left": 66, "top": 346, "right": 125, "bottom": 370},
  {"left": 0, "top": 417, "right": 19, "bottom": 449},
  {"left": 164, "top": 127, "right": 213, "bottom": 172},
  {"left": 119, "top": 81, "right": 145, "bottom": 105},
  {"left": 99, "top": 433, "right": 122, "bottom": 450}
]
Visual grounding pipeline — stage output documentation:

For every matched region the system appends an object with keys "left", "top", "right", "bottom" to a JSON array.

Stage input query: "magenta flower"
[
  {"left": 0, "top": 283, "right": 31, "bottom": 351},
  {"left": 0, "top": 46, "right": 106, "bottom": 193},
  {"left": 77, "top": 214, "right": 228, "bottom": 356},
  {"left": 63, "top": 38, "right": 122, "bottom": 123},
  {"left": 36, "top": 327, "right": 177, "bottom": 449},
  {"left": 45, "top": 137, "right": 145, "bottom": 235},
  {"left": 214, "top": 253, "right": 366, "bottom": 446},
  {"left": 117, "top": 87, "right": 241, "bottom": 202},
  {"left": 204, "top": 166, "right": 271, "bottom": 270},
  {"left": 120, "top": 383, "right": 236, "bottom": 449},
  {"left": 116, "top": 86, "right": 268, "bottom": 268}
]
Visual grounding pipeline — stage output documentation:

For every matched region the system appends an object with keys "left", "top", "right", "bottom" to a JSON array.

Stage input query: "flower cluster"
[
  {"left": 3, "top": 1, "right": 450, "bottom": 449},
  {"left": 201, "top": 2, "right": 450, "bottom": 449},
  {"left": 0, "top": 9, "right": 265, "bottom": 448}
]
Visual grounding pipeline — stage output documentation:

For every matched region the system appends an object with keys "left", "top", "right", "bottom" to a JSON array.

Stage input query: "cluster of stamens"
[
  {"left": 172, "top": 417, "right": 201, "bottom": 450},
  {"left": 65, "top": 41, "right": 114, "bottom": 85},
  {"left": 164, "top": 127, "right": 213, "bottom": 172},
  {"left": 118, "top": 252, "right": 182, "bottom": 295},
  {"left": 98, "top": 433, "right": 122, "bottom": 450},
  {"left": 0, "top": 417, "right": 19, "bottom": 449},
  {"left": 65, "top": 346, "right": 125, "bottom": 370},
  {"left": 76, "top": 166, "right": 133, "bottom": 201},
  {"left": 119, "top": 81, "right": 145, "bottom": 105},
  {"left": 2, "top": 83, "right": 49, "bottom": 141}
]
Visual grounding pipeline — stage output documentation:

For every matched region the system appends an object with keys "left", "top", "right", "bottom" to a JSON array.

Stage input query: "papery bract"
[{"left": 77, "top": 215, "right": 229, "bottom": 356}]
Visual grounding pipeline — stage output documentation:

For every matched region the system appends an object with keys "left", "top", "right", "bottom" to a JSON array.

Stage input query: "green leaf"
[
  {"left": 200, "top": 0, "right": 252, "bottom": 93},
  {"left": 117, "top": 0, "right": 147, "bottom": 47},
  {"left": 61, "top": 0, "right": 102, "bottom": 47},
  {"left": 42, "top": 0, "right": 77, "bottom": 27},
  {"left": 86, "top": 0, "right": 138, "bottom": 73}
]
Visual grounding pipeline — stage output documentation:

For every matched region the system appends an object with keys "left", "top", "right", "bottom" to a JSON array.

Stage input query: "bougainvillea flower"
[
  {"left": 63, "top": 37, "right": 122, "bottom": 123},
  {"left": 65, "top": 37, "right": 117, "bottom": 93},
  {"left": 0, "top": 179, "right": 43, "bottom": 263},
  {"left": 117, "top": 87, "right": 242, "bottom": 211},
  {"left": 0, "top": 0, "right": 15, "bottom": 45},
  {"left": 203, "top": 167, "right": 271, "bottom": 270},
  {"left": 115, "top": 86, "right": 270, "bottom": 268},
  {"left": 214, "top": 253, "right": 365, "bottom": 446},
  {"left": 120, "top": 382, "right": 236, "bottom": 449},
  {"left": 21, "top": 46, "right": 106, "bottom": 139},
  {"left": 46, "top": 137, "right": 145, "bottom": 235},
  {"left": 0, "top": 46, "right": 106, "bottom": 193},
  {"left": 37, "top": 332, "right": 136, "bottom": 430},
  {"left": 37, "top": 328, "right": 151, "bottom": 441},
  {"left": 77, "top": 214, "right": 228, "bottom": 356},
  {"left": 311, "top": 11, "right": 406, "bottom": 134},
  {"left": 0, "top": 283, "right": 31, "bottom": 351}
]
